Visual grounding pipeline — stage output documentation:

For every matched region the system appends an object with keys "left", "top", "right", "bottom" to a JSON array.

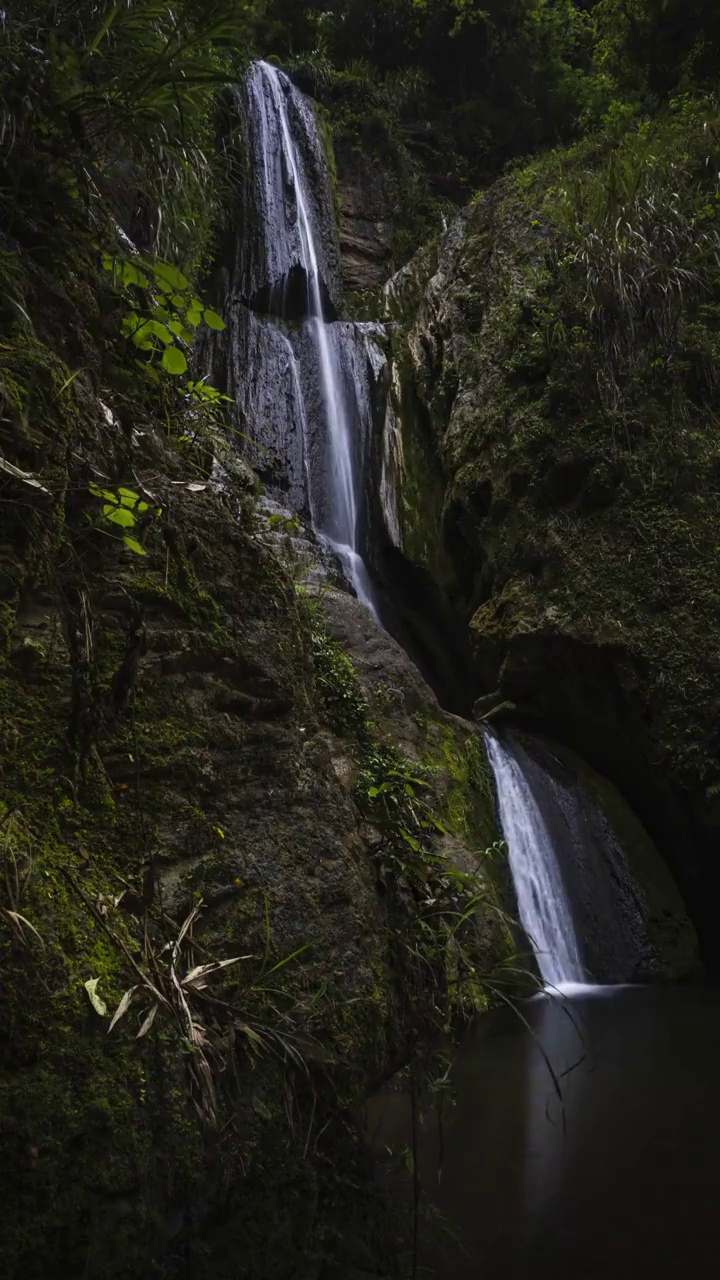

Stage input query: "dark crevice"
[
  {"left": 243, "top": 265, "right": 339, "bottom": 323},
  {"left": 368, "top": 538, "right": 480, "bottom": 717}
]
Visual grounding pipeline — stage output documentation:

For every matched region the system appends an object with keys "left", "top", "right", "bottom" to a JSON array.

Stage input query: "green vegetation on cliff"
[
  {"left": 0, "top": 6, "right": 516, "bottom": 1276},
  {"left": 3, "top": 0, "right": 720, "bottom": 1274}
]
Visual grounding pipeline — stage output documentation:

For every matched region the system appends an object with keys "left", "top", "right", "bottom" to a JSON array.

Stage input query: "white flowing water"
[
  {"left": 247, "top": 61, "right": 378, "bottom": 618},
  {"left": 485, "top": 732, "right": 586, "bottom": 987}
]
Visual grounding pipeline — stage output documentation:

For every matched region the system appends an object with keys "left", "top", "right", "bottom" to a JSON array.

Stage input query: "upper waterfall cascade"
[
  {"left": 485, "top": 732, "right": 586, "bottom": 988},
  {"left": 235, "top": 60, "right": 381, "bottom": 617}
]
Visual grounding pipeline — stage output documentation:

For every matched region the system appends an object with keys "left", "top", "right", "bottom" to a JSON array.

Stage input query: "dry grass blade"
[
  {"left": 3, "top": 910, "right": 45, "bottom": 950},
  {"left": 108, "top": 985, "right": 138, "bottom": 1032},
  {"left": 136, "top": 1004, "right": 158, "bottom": 1039}
]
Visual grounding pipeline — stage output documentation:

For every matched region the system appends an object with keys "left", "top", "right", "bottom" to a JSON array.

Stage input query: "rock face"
[
  {"left": 497, "top": 731, "right": 699, "bottom": 983},
  {"left": 0, "top": 327, "right": 510, "bottom": 1277},
  {"left": 335, "top": 140, "right": 393, "bottom": 295},
  {"left": 235, "top": 65, "right": 343, "bottom": 316},
  {"left": 383, "top": 172, "right": 720, "bottom": 961}
]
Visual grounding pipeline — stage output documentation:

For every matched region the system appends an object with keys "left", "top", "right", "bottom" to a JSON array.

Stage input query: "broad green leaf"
[
  {"left": 148, "top": 320, "right": 173, "bottom": 345},
  {"left": 90, "top": 483, "right": 119, "bottom": 503},
  {"left": 84, "top": 978, "right": 107, "bottom": 1017},
  {"left": 185, "top": 309, "right": 203, "bottom": 328},
  {"left": 129, "top": 320, "right": 155, "bottom": 347},
  {"left": 153, "top": 263, "right": 189, "bottom": 292},
  {"left": 162, "top": 346, "right": 188, "bottom": 375},
  {"left": 203, "top": 309, "right": 226, "bottom": 331},
  {"left": 122, "top": 262, "right": 149, "bottom": 289},
  {"left": 118, "top": 487, "right": 140, "bottom": 508},
  {"left": 168, "top": 318, "right": 195, "bottom": 342},
  {"left": 123, "top": 535, "right": 147, "bottom": 556},
  {"left": 104, "top": 505, "right": 135, "bottom": 528},
  {"left": 171, "top": 294, "right": 186, "bottom": 307}
]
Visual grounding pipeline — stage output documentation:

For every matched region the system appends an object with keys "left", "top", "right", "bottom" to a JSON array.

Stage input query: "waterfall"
[
  {"left": 484, "top": 729, "right": 697, "bottom": 987},
  {"left": 485, "top": 732, "right": 586, "bottom": 988},
  {"left": 237, "top": 60, "right": 380, "bottom": 618}
]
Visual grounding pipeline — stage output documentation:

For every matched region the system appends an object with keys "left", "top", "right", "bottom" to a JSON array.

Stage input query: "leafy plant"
[
  {"left": 360, "top": 747, "right": 517, "bottom": 1031},
  {"left": 102, "top": 253, "right": 226, "bottom": 378},
  {"left": 88, "top": 482, "right": 159, "bottom": 556}
]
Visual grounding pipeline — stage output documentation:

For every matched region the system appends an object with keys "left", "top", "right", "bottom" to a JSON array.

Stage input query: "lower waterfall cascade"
[
  {"left": 484, "top": 729, "right": 697, "bottom": 987},
  {"left": 484, "top": 732, "right": 586, "bottom": 988}
]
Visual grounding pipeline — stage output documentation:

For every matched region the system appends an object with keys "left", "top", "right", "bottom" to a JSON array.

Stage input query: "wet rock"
[{"left": 234, "top": 65, "right": 343, "bottom": 318}]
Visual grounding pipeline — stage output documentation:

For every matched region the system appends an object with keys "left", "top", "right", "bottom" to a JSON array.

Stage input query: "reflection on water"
[{"left": 367, "top": 986, "right": 720, "bottom": 1278}]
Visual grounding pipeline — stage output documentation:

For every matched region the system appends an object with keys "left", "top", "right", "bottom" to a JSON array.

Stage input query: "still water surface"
[{"left": 369, "top": 986, "right": 720, "bottom": 1277}]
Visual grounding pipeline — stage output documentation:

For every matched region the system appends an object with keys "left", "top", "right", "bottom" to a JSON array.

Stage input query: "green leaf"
[
  {"left": 171, "top": 294, "right": 186, "bottom": 307},
  {"left": 84, "top": 978, "right": 107, "bottom": 1017},
  {"left": 400, "top": 829, "right": 422, "bottom": 853},
  {"left": 90, "top": 483, "right": 120, "bottom": 503},
  {"left": 203, "top": 308, "right": 226, "bottom": 331},
  {"left": 168, "top": 318, "right": 195, "bottom": 342},
  {"left": 122, "top": 261, "right": 150, "bottom": 290},
  {"left": 59, "top": 367, "right": 88, "bottom": 395},
  {"left": 148, "top": 320, "right": 173, "bottom": 346},
  {"left": 123, "top": 536, "right": 147, "bottom": 556},
  {"left": 162, "top": 346, "right": 188, "bottom": 375},
  {"left": 128, "top": 319, "right": 155, "bottom": 347},
  {"left": 88, "top": 4, "right": 121, "bottom": 54},
  {"left": 185, "top": 309, "right": 203, "bottom": 328},
  {"left": 153, "top": 263, "right": 189, "bottom": 293},
  {"left": 117, "top": 487, "right": 140, "bottom": 508},
  {"left": 104, "top": 505, "right": 135, "bottom": 528}
]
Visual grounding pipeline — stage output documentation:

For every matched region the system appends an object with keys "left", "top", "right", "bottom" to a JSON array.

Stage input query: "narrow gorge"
[{"left": 1, "top": 4, "right": 720, "bottom": 1278}]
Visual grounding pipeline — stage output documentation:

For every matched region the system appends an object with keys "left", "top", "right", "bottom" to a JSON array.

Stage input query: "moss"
[
  {"left": 314, "top": 104, "right": 341, "bottom": 224},
  {"left": 425, "top": 725, "right": 500, "bottom": 851},
  {"left": 308, "top": 606, "right": 373, "bottom": 741},
  {"left": 390, "top": 103, "right": 720, "bottom": 836},
  {"left": 0, "top": 698, "right": 205, "bottom": 1277}
]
